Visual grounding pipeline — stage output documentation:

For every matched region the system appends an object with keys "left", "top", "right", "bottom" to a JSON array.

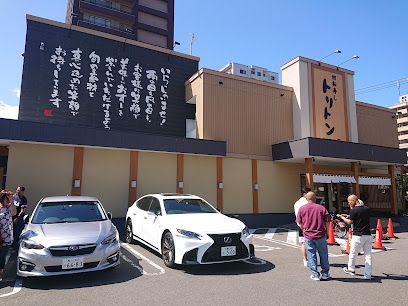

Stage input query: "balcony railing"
[
  {"left": 81, "top": 0, "right": 133, "bottom": 15},
  {"left": 80, "top": 19, "right": 134, "bottom": 35}
]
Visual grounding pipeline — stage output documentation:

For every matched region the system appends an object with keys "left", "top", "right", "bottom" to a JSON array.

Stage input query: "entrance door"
[{"left": 300, "top": 175, "right": 352, "bottom": 213}]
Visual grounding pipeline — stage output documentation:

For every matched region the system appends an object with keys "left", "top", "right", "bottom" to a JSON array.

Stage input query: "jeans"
[
  {"left": 0, "top": 245, "right": 11, "bottom": 270},
  {"left": 305, "top": 236, "right": 330, "bottom": 277},
  {"left": 12, "top": 217, "right": 25, "bottom": 250},
  {"left": 348, "top": 235, "right": 372, "bottom": 278}
]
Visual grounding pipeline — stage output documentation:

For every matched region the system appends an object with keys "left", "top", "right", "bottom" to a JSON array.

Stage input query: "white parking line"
[
  {"left": 121, "top": 243, "right": 165, "bottom": 276},
  {"left": 254, "top": 235, "right": 346, "bottom": 257},
  {"left": 286, "top": 231, "right": 298, "bottom": 245},
  {"left": 265, "top": 228, "right": 277, "bottom": 240},
  {"left": 0, "top": 278, "right": 23, "bottom": 298},
  {"left": 254, "top": 245, "right": 281, "bottom": 252}
]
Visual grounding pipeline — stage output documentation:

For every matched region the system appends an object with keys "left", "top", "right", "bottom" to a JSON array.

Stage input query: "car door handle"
[
  {"left": 144, "top": 216, "right": 147, "bottom": 219},
  {"left": 132, "top": 213, "right": 136, "bottom": 216}
]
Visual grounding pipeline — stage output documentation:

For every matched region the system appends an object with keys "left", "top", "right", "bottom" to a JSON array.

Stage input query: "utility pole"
[
  {"left": 189, "top": 33, "right": 195, "bottom": 56},
  {"left": 397, "top": 80, "right": 401, "bottom": 96}
]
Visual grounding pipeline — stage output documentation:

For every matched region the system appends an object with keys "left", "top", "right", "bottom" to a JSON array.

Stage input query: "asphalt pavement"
[{"left": 0, "top": 227, "right": 407, "bottom": 306}]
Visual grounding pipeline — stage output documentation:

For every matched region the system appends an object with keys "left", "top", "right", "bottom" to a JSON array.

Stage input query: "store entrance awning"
[
  {"left": 272, "top": 137, "right": 406, "bottom": 164},
  {"left": 359, "top": 176, "right": 391, "bottom": 186},
  {"left": 313, "top": 174, "right": 356, "bottom": 184}
]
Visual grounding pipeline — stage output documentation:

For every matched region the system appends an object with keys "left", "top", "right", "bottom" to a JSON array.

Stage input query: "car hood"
[
  {"left": 22, "top": 220, "right": 117, "bottom": 246},
  {"left": 164, "top": 213, "right": 245, "bottom": 234}
]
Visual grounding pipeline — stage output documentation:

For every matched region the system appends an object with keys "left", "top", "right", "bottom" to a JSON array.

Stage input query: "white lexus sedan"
[{"left": 125, "top": 194, "right": 254, "bottom": 268}]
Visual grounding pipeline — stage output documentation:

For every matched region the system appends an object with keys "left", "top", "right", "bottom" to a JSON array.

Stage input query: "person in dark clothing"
[
  {"left": 338, "top": 194, "right": 372, "bottom": 280},
  {"left": 12, "top": 186, "right": 28, "bottom": 250}
]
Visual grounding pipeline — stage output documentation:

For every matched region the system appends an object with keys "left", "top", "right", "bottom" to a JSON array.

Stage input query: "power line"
[
  {"left": 355, "top": 77, "right": 408, "bottom": 96},
  {"left": 355, "top": 77, "right": 407, "bottom": 92}
]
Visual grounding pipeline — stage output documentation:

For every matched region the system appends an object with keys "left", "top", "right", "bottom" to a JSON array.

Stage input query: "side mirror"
[
  {"left": 155, "top": 210, "right": 161, "bottom": 216},
  {"left": 107, "top": 212, "right": 112, "bottom": 220},
  {"left": 23, "top": 215, "right": 30, "bottom": 224}
]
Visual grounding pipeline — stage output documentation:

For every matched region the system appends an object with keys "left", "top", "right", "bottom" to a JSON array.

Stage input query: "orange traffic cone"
[
  {"left": 327, "top": 221, "right": 339, "bottom": 245},
  {"left": 386, "top": 218, "right": 398, "bottom": 239},
  {"left": 342, "top": 228, "right": 352, "bottom": 254},
  {"left": 373, "top": 218, "right": 387, "bottom": 250}
]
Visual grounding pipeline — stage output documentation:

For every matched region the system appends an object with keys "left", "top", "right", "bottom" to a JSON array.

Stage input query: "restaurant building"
[{"left": 0, "top": 15, "right": 405, "bottom": 227}]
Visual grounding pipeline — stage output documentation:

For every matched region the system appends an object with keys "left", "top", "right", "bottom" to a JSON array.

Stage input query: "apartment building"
[
  {"left": 219, "top": 63, "right": 279, "bottom": 84},
  {"left": 389, "top": 94, "right": 408, "bottom": 162},
  {"left": 66, "top": 0, "right": 174, "bottom": 49}
]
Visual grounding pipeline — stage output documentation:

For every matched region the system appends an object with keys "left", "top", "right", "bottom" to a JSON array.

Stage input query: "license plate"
[
  {"left": 221, "top": 246, "right": 236, "bottom": 257},
  {"left": 62, "top": 257, "right": 84, "bottom": 270}
]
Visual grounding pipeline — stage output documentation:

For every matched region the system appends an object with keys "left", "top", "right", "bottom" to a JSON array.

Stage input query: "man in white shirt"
[{"left": 294, "top": 187, "right": 311, "bottom": 267}]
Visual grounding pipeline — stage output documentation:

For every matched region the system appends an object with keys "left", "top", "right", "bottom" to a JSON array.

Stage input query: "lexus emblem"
[
  {"left": 68, "top": 246, "right": 79, "bottom": 251},
  {"left": 224, "top": 237, "right": 232, "bottom": 244}
]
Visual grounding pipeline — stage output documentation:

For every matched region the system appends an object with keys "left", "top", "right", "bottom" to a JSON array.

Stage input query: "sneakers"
[
  {"left": 320, "top": 274, "right": 331, "bottom": 280},
  {"left": 343, "top": 267, "right": 356, "bottom": 275},
  {"left": 310, "top": 275, "right": 320, "bottom": 281},
  {"left": 303, "top": 259, "right": 308, "bottom": 267}
]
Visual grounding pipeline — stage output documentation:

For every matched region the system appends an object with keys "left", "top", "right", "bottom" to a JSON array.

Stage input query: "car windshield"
[
  {"left": 164, "top": 199, "right": 217, "bottom": 215},
  {"left": 31, "top": 201, "right": 107, "bottom": 224}
]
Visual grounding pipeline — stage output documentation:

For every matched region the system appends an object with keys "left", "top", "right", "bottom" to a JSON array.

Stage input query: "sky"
[{"left": 0, "top": 0, "right": 407, "bottom": 119}]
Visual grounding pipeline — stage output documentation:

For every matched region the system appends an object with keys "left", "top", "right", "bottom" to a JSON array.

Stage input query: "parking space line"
[
  {"left": 265, "top": 228, "right": 277, "bottom": 240},
  {"left": 286, "top": 231, "right": 298, "bottom": 245},
  {"left": 121, "top": 243, "right": 165, "bottom": 276},
  {"left": 254, "top": 235, "right": 346, "bottom": 257},
  {"left": 0, "top": 278, "right": 23, "bottom": 298}
]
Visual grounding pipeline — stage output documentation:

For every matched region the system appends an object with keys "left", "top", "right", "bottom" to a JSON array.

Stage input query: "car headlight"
[
  {"left": 242, "top": 226, "right": 250, "bottom": 237},
  {"left": 101, "top": 234, "right": 117, "bottom": 245},
  {"left": 176, "top": 229, "right": 202, "bottom": 240},
  {"left": 21, "top": 240, "right": 45, "bottom": 250}
]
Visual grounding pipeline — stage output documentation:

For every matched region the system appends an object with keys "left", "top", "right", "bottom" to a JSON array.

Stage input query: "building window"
[
  {"left": 257, "top": 72, "right": 261, "bottom": 76},
  {"left": 271, "top": 76, "right": 275, "bottom": 80},
  {"left": 251, "top": 70, "right": 255, "bottom": 75},
  {"left": 239, "top": 69, "right": 246, "bottom": 75},
  {"left": 186, "top": 119, "right": 196, "bottom": 139},
  {"left": 262, "top": 73, "right": 266, "bottom": 77},
  {"left": 87, "top": 15, "right": 112, "bottom": 28}
]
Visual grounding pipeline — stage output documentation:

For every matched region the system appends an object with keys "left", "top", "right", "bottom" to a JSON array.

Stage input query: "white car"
[
  {"left": 17, "top": 196, "right": 120, "bottom": 277},
  {"left": 125, "top": 194, "right": 254, "bottom": 268}
]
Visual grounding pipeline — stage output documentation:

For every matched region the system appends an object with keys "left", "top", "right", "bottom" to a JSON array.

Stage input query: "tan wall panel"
[
  {"left": 223, "top": 158, "right": 252, "bottom": 214},
  {"left": 258, "top": 161, "right": 303, "bottom": 213},
  {"left": 6, "top": 143, "right": 74, "bottom": 214},
  {"left": 184, "top": 155, "right": 217, "bottom": 207},
  {"left": 82, "top": 148, "right": 129, "bottom": 218},
  {"left": 137, "top": 152, "right": 176, "bottom": 197},
  {"left": 356, "top": 103, "right": 399, "bottom": 148},
  {"left": 200, "top": 72, "right": 293, "bottom": 160}
]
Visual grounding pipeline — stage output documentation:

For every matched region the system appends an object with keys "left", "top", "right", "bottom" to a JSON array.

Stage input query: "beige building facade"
[{"left": 0, "top": 18, "right": 405, "bottom": 228}]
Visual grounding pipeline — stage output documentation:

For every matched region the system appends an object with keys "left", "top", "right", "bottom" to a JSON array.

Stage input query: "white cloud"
[
  {"left": 0, "top": 101, "right": 19, "bottom": 120},
  {"left": 12, "top": 89, "right": 21, "bottom": 98}
]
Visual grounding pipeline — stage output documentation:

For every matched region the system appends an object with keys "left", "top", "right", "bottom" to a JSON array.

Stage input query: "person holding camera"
[{"left": 338, "top": 194, "right": 372, "bottom": 280}]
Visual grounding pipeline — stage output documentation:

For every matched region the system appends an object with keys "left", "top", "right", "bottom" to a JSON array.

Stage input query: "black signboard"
[{"left": 19, "top": 19, "right": 198, "bottom": 137}]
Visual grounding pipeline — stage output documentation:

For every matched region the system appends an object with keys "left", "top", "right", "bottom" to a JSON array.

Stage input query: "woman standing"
[{"left": 0, "top": 190, "right": 17, "bottom": 279}]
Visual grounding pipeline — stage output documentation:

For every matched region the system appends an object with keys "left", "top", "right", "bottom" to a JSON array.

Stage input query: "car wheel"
[
  {"left": 161, "top": 232, "right": 176, "bottom": 268},
  {"left": 126, "top": 220, "right": 135, "bottom": 244}
]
